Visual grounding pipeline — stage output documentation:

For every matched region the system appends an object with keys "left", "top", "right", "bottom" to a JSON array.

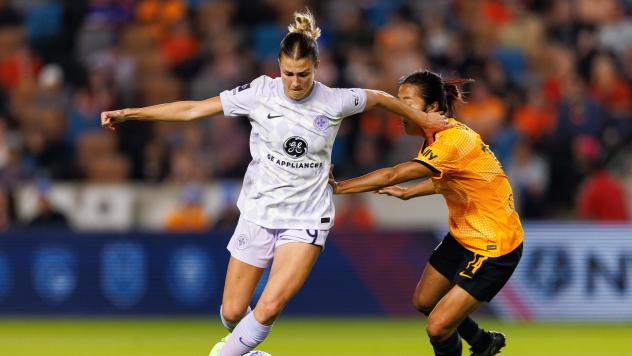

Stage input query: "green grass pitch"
[{"left": 0, "top": 317, "right": 630, "bottom": 355}]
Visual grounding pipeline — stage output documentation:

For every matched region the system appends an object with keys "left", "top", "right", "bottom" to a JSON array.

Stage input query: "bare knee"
[
  {"left": 426, "top": 315, "right": 456, "bottom": 342},
  {"left": 254, "top": 296, "right": 287, "bottom": 325},
  {"left": 221, "top": 302, "right": 249, "bottom": 324},
  {"left": 412, "top": 294, "right": 435, "bottom": 316}
]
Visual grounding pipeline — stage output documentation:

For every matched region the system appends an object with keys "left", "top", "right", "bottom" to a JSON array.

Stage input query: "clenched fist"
[{"left": 101, "top": 109, "right": 127, "bottom": 131}]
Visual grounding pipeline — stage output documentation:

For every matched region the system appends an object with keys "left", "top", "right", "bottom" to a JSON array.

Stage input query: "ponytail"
[
  {"left": 443, "top": 79, "right": 474, "bottom": 115},
  {"left": 279, "top": 8, "right": 320, "bottom": 62},
  {"left": 287, "top": 8, "right": 321, "bottom": 40}
]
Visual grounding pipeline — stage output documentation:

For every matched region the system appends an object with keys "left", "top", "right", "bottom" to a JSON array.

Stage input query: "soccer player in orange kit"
[{"left": 330, "top": 70, "right": 523, "bottom": 356}]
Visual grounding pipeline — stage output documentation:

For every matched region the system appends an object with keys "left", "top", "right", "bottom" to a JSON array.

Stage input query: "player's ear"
[
  {"left": 428, "top": 102, "right": 440, "bottom": 113},
  {"left": 314, "top": 59, "right": 320, "bottom": 70}
]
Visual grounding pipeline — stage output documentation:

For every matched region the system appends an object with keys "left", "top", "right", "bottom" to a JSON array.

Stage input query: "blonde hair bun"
[{"left": 288, "top": 8, "right": 321, "bottom": 40}]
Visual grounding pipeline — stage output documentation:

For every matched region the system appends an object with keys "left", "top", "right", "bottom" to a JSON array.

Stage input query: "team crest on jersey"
[
  {"left": 236, "top": 234, "right": 251, "bottom": 250},
  {"left": 283, "top": 136, "right": 308, "bottom": 159},
  {"left": 313, "top": 115, "right": 329, "bottom": 131}
]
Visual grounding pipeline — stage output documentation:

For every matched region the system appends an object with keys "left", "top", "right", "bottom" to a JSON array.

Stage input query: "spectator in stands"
[
  {"left": 213, "top": 205, "right": 241, "bottom": 231},
  {"left": 589, "top": 53, "right": 632, "bottom": 119},
  {"left": 0, "top": 118, "right": 20, "bottom": 186},
  {"left": 212, "top": 181, "right": 242, "bottom": 231},
  {"left": 596, "top": 0, "right": 632, "bottom": 59},
  {"left": 35, "top": 63, "right": 70, "bottom": 114},
  {"left": 27, "top": 180, "right": 68, "bottom": 228},
  {"left": 0, "top": 186, "right": 12, "bottom": 231},
  {"left": 575, "top": 136, "right": 630, "bottom": 221},
  {"left": 507, "top": 139, "right": 550, "bottom": 218},
  {"left": 0, "top": 44, "right": 41, "bottom": 93},
  {"left": 512, "top": 86, "right": 556, "bottom": 142},
  {"left": 66, "top": 88, "right": 105, "bottom": 146},
  {"left": 548, "top": 74, "right": 607, "bottom": 210},
  {"left": 457, "top": 81, "right": 506, "bottom": 144},
  {"left": 75, "top": 131, "right": 129, "bottom": 182},
  {"left": 577, "top": 166, "right": 630, "bottom": 221},
  {"left": 164, "top": 184, "right": 210, "bottom": 232},
  {"left": 334, "top": 194, "right": 376, "bottom": 231}
]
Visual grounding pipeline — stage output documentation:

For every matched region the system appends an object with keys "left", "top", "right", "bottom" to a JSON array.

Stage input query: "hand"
[
  {"left": 417, "top": 111, "right": 452, "bottom": 131},
  {"left": 101, "top": 109, "right": 127, "bottom": 131},
  {"left": 376, "top": 185, "right": 409, "bottom": 200},
  {"left": 328, "top": 165, "right": 339, "bottom": 193}
]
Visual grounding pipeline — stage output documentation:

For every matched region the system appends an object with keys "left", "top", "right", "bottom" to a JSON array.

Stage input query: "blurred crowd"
[{"left": 0, "top": 0, "right": 631, "bottom": 230}]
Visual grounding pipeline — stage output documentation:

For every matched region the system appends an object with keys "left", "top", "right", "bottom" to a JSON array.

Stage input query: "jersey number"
[{"left": 458, "top": 254, "right": 488, "bottom": 279}]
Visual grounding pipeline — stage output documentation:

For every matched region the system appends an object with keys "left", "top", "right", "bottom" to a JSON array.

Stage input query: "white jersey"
[{"left": 219, "top": 75, "right": 367, "bottom": 229}]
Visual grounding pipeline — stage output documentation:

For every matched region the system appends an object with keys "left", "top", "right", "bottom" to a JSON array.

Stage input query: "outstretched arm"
[
  {"left": 376, "top": 179, "right": 436, "bottom": 200},
  {"left": 363, "top": 89, "right": 451, "bottom": 131},
  {"left": 330, "top": 161, "right": 433, "bottom": 194},
  {"left": 101, "top": 97, "right": 223, "bottom": 130}
]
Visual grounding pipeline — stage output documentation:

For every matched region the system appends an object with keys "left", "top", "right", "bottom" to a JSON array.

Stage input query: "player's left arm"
[
  {"left": 376, "top": 179, "right": 436, "bottom": 200},
  {"left": 363, "top": 89, "right": 452, "bottom": 131},
  {"left": 330, "top": 161, "right": 433, "bottom": 194}
]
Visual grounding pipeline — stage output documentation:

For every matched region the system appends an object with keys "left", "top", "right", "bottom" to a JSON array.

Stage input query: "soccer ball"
[{"left": 243, "top": 352, "right": 271, "bottom": 356}]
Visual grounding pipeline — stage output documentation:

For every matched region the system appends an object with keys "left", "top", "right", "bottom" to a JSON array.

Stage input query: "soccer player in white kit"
[{"left": 101, "top": 9, "right": 450, "bottom": 356}]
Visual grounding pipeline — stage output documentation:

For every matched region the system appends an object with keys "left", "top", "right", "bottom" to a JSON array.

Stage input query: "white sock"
[
  {"left": 219, "top": 312, "right": 272, "bottom": 356},
  {"left": 220, "top": 305, "right": 252, "bottom": 332}
]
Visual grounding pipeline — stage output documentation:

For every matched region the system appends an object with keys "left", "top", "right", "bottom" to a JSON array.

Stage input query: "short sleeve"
[
  {"left": 413, "top": 129, "right": 470, "bottom": 176},
  {"left": 219, "top": 75, "right": 269, "bottom": 117},
  {"left": 334, "top": 88, "right": 367, "bottom": 117}
]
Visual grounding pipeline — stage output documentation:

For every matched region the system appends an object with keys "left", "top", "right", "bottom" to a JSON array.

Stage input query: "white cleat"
[{"left": 209, "top": 334, "right": 230, "bottom": 356}]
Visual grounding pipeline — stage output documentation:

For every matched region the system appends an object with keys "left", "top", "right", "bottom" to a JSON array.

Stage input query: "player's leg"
[
  {"left": 426, "top": 285, "right": 481, "bottom": 356},
  {"left": 210, "top": 258, "right": 263, "bottom": 356},
  {"left": 413, "top": 262, "right": 497, "bottom": 353},
  {"left": 221, "top": 257, "right": 265, "bottom": 330},
  {"left": 417, "top": 234, "right": 466, "bottom": 315},
  {"left": 459, "top": 245, "right": 523, "bottom": 356},
  {"left": 210, "top": 217, "right": 276, "bottom": 356},
  {"left": 254, "top": 242, "right": 321, "bottom": 324},
  {"left": 220, "top": 216, "right": 276, "bottom": 329},
  {"left": 421, "top": 233, "right": 506, "bottom": 354},
  {"left": 439, "top": 242, "right": 523, "bottom": 356},
  {"left": 219, "top": 242, "right": 321, "bottom": 356},
  {"left": 412, "top": 262, "right": 454, "bottom": 315}
]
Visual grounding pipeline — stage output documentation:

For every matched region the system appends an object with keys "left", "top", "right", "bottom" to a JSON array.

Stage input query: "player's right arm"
[
  {"left": 376, "top": 179, "right": 436, "bottom": 200},
  {"left": 101, "top": 97, "right": 222, "bottom": 130},
  {"left": 363, "top": 89, "right": 451, "bottom": 131},
  {"left": 333, "top": 88, "right": 451, "bottom": 131}
]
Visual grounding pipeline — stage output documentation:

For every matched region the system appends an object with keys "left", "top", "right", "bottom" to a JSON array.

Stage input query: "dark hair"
[
  {"left": 399, "top": 70, "right": 474, "bottom": 115},
  {"left": 278, "top": 8, "right": 320, "bottom": 63}
]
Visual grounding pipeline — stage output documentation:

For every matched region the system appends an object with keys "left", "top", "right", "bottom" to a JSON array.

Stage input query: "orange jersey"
[{"left": 414, "top": 119, "right": 523, "bottom": 257}]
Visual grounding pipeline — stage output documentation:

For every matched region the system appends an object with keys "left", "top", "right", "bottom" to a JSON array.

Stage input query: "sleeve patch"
[
  {"left": 351, "top": 89, "right": 360, "bottom": 106},
  {"left": 232, "top": 83, "right": 251, "bottom": 95},
  {"left": 421, "top": 149, "right": 439, "bottom": 161}
]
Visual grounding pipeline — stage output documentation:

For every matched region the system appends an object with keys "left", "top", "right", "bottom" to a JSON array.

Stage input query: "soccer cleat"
[
  {"left": 209, "top": 334, "right": 230, "bottom": 356},
  {"left": 470, "top": 331, "right": 506, "bottom": 356}
]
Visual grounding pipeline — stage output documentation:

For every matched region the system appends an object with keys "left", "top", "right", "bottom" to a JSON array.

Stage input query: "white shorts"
[{"left": 227, "top": 216, "right": 329, "bottom": 268}]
